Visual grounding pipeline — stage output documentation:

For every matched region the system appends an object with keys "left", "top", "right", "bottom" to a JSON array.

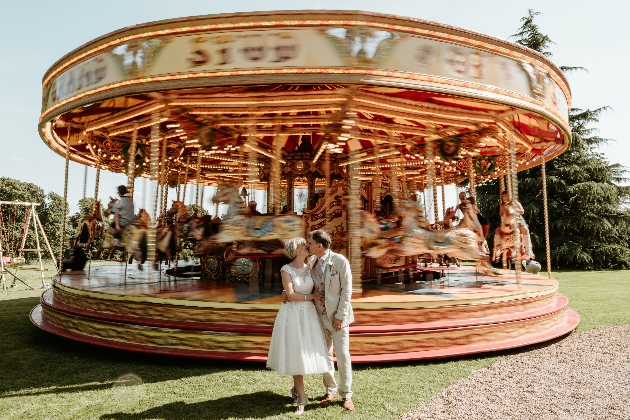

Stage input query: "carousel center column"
[{"left": 348, "top": 149, "right": 362, "bottom": 297}]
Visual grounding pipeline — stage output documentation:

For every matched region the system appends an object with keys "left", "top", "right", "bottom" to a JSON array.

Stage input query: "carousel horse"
[
  {"left": 361, "top": 199, "right": 498, "bottom": 274},
  {"left": 98, "top": 209, "right": 149, "bottom": 265},
  {"left": 75, "top": 200, "right": 104, "bottom": 249},
  {"left": 492, "top": 203, "right": 527, "bottom": 269},
  {"left": 211, "top": 185, "right": 303, "bottom": 253},
  {"left": 158, "top": 201, "right": 214, "bottom": 258}
]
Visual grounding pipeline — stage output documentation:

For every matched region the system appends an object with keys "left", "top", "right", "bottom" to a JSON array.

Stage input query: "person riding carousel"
[
  {"left": 499, "top": 191, "right": 534, "bottom": 259},
  {"left": 110, "top": 185, "right": 135, "bottom": 240}
]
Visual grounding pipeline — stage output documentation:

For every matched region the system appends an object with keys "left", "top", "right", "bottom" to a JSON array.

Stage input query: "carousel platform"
[{"left": 30, "top": 264, "right": 579, "bottom": 363}]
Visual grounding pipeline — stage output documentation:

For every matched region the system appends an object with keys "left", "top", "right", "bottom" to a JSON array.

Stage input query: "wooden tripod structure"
[{"left": 0, "top": 201, "right": 56, "bottom": 291}]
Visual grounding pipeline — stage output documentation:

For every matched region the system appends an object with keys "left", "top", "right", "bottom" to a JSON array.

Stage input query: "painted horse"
[
  {"left": 361, "top": 199, "right": 498, "bottom": 274},
  {"left": 211, "top": 185, "right": 303, "bottom": 254},
  {"left": 98, "top": 209, "right": 149, "bottom": 265},
  {"left": 75, "top": 200, "right": 104, "bottom": 249},
  {"left": 492, "top": 203, "right": 526, "bottom": 269}
]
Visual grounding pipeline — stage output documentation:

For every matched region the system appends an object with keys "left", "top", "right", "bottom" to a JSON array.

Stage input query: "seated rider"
[
  {"left": 110, "top": 185, "right": 135, "bottom": 240},
  {"left": 60, "top": 238, "right": 88, "bottom": 271},
  {"left": 499, "top": 191, "right": 534, "bottom": 259},
  {"left": 468, "top": 196, "right": 489, "bottom": 239},
  {"left": 457, "top": 191, "right": 483, "bottom": 240},
  {"left": 248, "top": 201, "right": 262, "bottom": 215}
]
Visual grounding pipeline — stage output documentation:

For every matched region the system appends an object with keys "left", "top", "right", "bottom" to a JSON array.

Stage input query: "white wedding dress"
[{"left": 266, "top": 264, "right": 333, "bottom": 376}]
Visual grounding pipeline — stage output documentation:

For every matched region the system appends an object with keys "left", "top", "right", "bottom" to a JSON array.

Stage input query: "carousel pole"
[
  {"left": 160, "top": 133, "right": 169, "bottom": 218},
  {"left": 58, "top": 127, "right": 71, "bottom": 277},
  {"left": 348, "top": 149, "right": 362, "bottom": 296},
  {"left": 467, "top": 156, "right": 476, "bottom": 198},
  {"left": 148, "top": 114, "right": 161, "bottom": 273},
  {"left": 176, "top": 168, "right": 181, "bottom": 202},
  {"left": 272, "top": 128, "right": 281, "bottom": 215},
  {"left": 324, "top": 148, "right": 331, "bottom": 225},
  {"left": 194, "top": 152, "right": 202, "bottom": 215},
  {"left": 441, "top": 185, "right": 446, "bottom": 219},
  {"left": 508, "top": 132, "right": 522, "bottom": 282},
  {"left": 499, "top": 174, "right": 505, "bottom": 195},
  {"left": 83, "top": 167, "right": 88, "bottom": 198},
  {"left": 426, "top": 138, "right": 436, "bottom": 224},
  {"left": 247, "top": 127, "right": 258, "bottom": 213},
  {"left": 93, "top": 155, "right": 101, "bottom": 214},
  {"left": 391, "top": 156, "right": 400, "bottom": 208},
  {"left": 541, "top": 155, "right": 552, "bottom": 279},
  {"left": 161, "top": 158, "right": 170, "bottom": 219},
  {"left": 182, "top": 156, "right": 190, "bottom": 205},
  {"left": 372, "top": 140, "right": 382, "bottom": 214},
  {"left": 126, "top": 123, "right": 138, "bottom": 197}
]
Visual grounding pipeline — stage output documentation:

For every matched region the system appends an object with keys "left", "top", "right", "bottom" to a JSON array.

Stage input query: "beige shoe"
[{"left": 294, "top": 399, "right": 308, "bottom": 415}]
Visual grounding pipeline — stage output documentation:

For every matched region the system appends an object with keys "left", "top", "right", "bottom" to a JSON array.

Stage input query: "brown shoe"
[
  {"left": 320, "top": 393, "right": 337, "bottom": 406},
  {"left": 342, "top": 398, "right": 355, "bottom": 411}
]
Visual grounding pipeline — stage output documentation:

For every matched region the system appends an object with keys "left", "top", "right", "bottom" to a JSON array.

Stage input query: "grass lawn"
[{"left": 0, "top": 266, "right": 627, "bottom": 419}]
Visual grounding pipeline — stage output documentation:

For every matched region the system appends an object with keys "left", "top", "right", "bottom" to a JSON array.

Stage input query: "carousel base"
[{"left": 30, "top": 264, "right": 579, "bottom": 363}]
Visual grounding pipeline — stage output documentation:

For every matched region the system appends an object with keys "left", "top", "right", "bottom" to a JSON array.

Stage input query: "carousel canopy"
[{"left": 39, "top": 10, "right": 570, "bottom": 187}]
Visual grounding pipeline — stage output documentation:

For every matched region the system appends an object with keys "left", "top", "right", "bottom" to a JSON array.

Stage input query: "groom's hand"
[
  {"left": 332, "top": 318, "right": 343, "bottom": 331},
  {"left": 281, "top": 291, "right": 289, "bottom": 304}
]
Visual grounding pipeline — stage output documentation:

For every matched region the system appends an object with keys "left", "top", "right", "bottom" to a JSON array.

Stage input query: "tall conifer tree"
[{"left": 476, "top": 10, "right": 630, "bottom": 269}]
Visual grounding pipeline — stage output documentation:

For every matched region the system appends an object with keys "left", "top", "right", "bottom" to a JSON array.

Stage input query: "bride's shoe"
[
  {"left": 294, "top": 399, "right": 309, "bottom": 415},
  {"left": 291, "top": 386, "right": 298, "bottom": 404}
]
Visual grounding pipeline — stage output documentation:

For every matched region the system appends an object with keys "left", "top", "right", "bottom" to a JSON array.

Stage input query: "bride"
[{"left": 266, "top": 237, "right": 333, "bottom": 415}]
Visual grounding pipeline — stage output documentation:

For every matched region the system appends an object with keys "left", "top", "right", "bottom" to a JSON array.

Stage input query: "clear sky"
[{"left": 1, "top": 0, "right": 627, "bottom": 214}]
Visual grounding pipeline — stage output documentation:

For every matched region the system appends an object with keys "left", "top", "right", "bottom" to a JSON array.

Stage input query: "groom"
[{"left": 306, "top": 229, "right": 355, "bottom": 411}]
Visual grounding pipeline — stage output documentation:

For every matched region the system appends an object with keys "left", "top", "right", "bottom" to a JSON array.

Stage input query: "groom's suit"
[{"left": 311, "top": 249, "right": 354, "bottom": 399}]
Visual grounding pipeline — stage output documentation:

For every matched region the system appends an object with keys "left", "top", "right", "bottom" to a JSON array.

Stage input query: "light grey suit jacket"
[{"left": 314, "top": 250, "right": 355, "bottom": 328}]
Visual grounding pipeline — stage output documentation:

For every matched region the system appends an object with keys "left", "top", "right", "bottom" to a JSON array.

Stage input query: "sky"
[{"left": 1, "top": 0, "right": 628, "bottom": 215}]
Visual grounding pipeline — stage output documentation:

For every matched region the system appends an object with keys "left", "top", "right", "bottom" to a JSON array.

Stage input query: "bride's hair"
[{"left": 284, "top": 237, "right": 306, "bottom": 259}]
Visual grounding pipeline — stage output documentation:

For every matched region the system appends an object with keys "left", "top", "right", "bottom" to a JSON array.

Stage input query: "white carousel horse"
[
  {"left": 361, "top": 199, "right": 498, "bottom": 274},
  {"left": 211, "top": 185, "right": 303, "bottom": 253}
]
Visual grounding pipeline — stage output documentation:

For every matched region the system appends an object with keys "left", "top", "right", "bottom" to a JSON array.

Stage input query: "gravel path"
[{"left": 402, "top": 325, "right": 630, "bottom": 420}]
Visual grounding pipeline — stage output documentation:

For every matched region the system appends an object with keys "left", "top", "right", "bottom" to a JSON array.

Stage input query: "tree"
[{"left": 476, "top": 11, "right": 630, "bottom": 270}]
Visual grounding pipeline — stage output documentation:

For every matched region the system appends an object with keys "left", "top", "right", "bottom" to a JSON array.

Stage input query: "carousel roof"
[{"left": 39, "top": 10, "right": 571, "bottom": 187}]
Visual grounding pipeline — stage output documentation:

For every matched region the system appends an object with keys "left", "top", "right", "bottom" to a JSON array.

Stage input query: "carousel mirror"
[{"left": 293, "top": 176, "right": 308, "bottom": 215}]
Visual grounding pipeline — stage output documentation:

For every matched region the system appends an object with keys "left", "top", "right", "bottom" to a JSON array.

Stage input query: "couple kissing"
[{"left": 266, "top": 229, "right": 355, "bottom": 415}]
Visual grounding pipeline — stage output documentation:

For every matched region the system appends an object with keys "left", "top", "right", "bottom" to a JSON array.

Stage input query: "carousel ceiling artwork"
[{"left": 39, "top": 10, "right": 571, "bottom": 188}]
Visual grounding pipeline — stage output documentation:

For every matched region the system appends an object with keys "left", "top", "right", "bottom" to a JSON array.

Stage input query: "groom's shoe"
[
  {"left": 320, "top": 393, "right": 336, "bottom": 406},
  {"left": 342, "top": 398, "right": 355, "bottom": 411}
]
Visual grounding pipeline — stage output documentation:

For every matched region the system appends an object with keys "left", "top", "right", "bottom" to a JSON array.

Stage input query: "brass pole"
[
  {"left": 58, "top": 127, "right": 71, "bottom": 276},
  {"left": 541, "top": 155, "right": 552, "bottom": 278}
]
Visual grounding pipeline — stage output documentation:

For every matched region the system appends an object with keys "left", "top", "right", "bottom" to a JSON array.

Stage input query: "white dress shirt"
[{"left": 319, "top": 249, "right": 331, "bottom": 274}]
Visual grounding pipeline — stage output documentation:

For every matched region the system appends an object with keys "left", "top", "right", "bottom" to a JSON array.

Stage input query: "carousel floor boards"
[{"left": 30, "top": 264, "right": 579, "bottom": 363}]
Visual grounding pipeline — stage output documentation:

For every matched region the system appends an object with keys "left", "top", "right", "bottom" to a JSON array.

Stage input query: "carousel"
[{"left": 31, "top": 10, "right": 578, "bottom": 362}]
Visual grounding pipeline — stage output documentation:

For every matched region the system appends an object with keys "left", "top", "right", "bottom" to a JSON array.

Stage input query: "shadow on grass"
[
  {"left": 0, "top": 296, "right": 266, "bottom": 398},
  {"left": 100, "top": 391, "right": 292, "bottom": 419}
]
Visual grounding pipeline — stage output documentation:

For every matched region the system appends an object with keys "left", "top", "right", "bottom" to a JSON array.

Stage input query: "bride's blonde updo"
[{"left": 284, "top": 237, "right": 306, "bottom": 259}]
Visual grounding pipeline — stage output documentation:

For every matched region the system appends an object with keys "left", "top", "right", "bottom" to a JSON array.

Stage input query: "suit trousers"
[{"left": 320, "top": 315, "right": 353, "bottom": 399}]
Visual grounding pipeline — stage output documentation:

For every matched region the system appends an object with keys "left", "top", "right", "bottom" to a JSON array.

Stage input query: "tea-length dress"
[{"left": 266, "top": 264, "right": 333, "bottom": 375}]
